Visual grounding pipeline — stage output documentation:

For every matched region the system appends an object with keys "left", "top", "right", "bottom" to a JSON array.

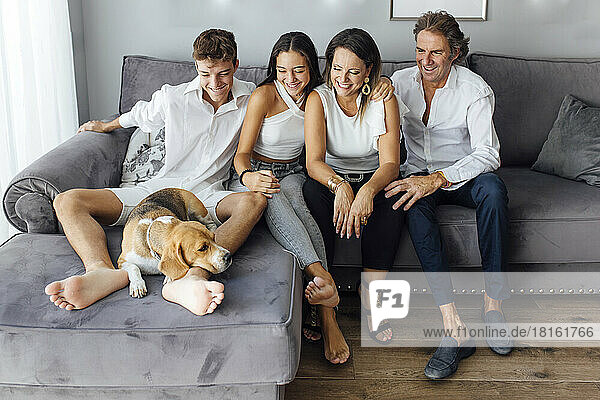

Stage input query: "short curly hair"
[
  {"left": 413, "top": 11, "right": 470, "bottom": 64},
  {"left": 192, "top": 29, "right": 237, "bottom": 63}
]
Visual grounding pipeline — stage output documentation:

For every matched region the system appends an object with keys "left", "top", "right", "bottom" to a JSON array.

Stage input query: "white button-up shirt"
[
  {"left": 119, "top": 76, "right": 255, "bottom": 201},
  {"left": 391, "top": 65, "right": 500, "bottom": 190}
]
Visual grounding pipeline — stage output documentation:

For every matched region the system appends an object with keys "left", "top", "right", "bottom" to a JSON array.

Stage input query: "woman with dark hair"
[
  {"left": 232, "top": 31, "right": 393, "bottom": 363},
  {"left": 303, "top": 28, "right": 409, "bottom": 344}
]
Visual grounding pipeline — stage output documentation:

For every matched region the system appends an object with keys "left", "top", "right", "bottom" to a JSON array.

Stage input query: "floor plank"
[
  {"left": 286, "top": 294, "right": 600, "bottom": 399},
  {"left": 285, "top": 379, "right": 600, "bottom": 399},
  {"left": 352, "top": 342, "right": 600, "bottom": 382}
]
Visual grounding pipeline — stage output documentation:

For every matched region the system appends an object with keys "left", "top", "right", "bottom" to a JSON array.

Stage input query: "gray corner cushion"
[
  {"left": 3, "top": 127, "right": 134, "bottom": 233},
  {"left": 532, "top": 94, "right": 600, "bottom": 187}
]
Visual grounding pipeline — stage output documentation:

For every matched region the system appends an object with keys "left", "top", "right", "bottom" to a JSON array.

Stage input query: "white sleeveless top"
[
  {"left": 315, "top": 84, "right": 408, "bottom": 174},
  {"left": 253, "top": 80, "right": 305, "bottom": 160}
]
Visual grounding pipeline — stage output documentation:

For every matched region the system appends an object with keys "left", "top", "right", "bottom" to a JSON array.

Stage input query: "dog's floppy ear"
[{"left": 158, "top": 241, "right": 189, "bottom": 281}]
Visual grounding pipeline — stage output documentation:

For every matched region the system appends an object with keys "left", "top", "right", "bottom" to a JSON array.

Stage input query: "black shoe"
[
  {"left": 482, "top": 306, "right": 513, "bottom": 355},
  {"left": 424, "top": 337, "right": 475, "bottom": 380}
]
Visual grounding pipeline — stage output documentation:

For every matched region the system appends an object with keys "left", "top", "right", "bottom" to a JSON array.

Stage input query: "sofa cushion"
[
  {"left": 468, "top": 53, "right": 600, "bottom": 167},
  {"left": 532, "top": 94, "right": 600, "bottom": 187},
  {"left": 333, "top": 167, "right": 600, "bottom": 268},
  {"left": 0, "top": 223, "right": 301, "bottom": 387}
]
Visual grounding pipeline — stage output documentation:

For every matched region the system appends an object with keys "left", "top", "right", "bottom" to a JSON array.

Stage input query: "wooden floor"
[{"left": 284, "top": 293, "right": 600, "bottom": 399}]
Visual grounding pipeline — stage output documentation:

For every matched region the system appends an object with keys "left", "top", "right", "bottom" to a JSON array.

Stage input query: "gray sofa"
[{"left": 1, "top": 53, "right": 600, "bottom": 398}]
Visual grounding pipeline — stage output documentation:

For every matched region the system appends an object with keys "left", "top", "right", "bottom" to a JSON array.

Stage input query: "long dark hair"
[
  {"left": 323, "top": 28, "right": 382, "bottom": 122},
  {"left": 259, "top": 32, "right": 323, "bottom": 95}
]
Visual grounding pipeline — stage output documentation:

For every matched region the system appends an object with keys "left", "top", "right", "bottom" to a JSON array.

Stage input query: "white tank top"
[
  {"left": 314, "top": 84, "right": 389, "bottom": 174},
  {"left": 252, "top": 80, "right": 305, "bottom": 160}
]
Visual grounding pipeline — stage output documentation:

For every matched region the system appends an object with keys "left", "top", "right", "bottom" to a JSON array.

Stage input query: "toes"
[
  {"left": 51, "top": 295, "right": 76, "bottom": 310},
  {"left": 206, "top": 301, "right": 218, "bottom": 313},
  {"left": 206, "top": 281, "right": 225, "bottom": 294},
  {"left": 49, "top": 294, "right": 60, "bottom": 302},
  {"left": 302, "top": 329, "right": 321, "bottom": 341},
  {"left": 45, "top": 281, "right": 64, "bottom": 295},
  {"left": 57, "top": 300, "right": 74, "bottom": 309},
  {"left": 214, "top": 292, "right": 225, "bottom": 301},
  {"left": 313, "top": 276, "right": 327, "bottom": 289},
  {"left": 212, "top": 296, "right": 223, "bottom": 305}
]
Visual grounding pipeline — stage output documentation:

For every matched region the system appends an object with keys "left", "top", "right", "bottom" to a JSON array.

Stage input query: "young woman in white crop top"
[
  {"left": 231, "top": 32, "right": 394, "bottom": 364},
  {"left": 304, "top": 28, "right": 409, "bottom": 345}
]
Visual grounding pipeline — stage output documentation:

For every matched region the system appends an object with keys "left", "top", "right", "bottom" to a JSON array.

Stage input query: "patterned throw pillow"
[{"left": 120, "top": 127, "right": 165, "bottom": 187}]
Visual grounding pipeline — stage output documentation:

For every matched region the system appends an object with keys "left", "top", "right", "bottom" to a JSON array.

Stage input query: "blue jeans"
[
  {"left": 406, "top": 172, "right": 510, "bottom": 306},
  {"left": 229, "top": 160, "right": 327, "bottom": 270}
]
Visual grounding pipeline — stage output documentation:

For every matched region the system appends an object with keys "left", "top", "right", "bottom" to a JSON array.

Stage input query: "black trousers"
[{"left": 302, "top": 174, "right": 404, "bottom": 270}]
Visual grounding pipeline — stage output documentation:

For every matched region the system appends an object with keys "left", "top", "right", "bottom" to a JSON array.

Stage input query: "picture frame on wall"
[{"left": 390, "top": 0, "right": 488, "bottom": 21}]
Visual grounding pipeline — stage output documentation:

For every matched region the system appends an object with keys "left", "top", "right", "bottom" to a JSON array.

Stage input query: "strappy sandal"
[
  {"left": 359, "top": 281, "right": 394, "bottom": 345},
  {"left": 302, "top": 304, "right": 322, "bottom": 343}
]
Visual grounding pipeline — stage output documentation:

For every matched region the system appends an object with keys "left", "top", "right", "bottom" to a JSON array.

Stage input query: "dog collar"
[{"left": 146, "top": 220, "right": 162, "bottom": 261}]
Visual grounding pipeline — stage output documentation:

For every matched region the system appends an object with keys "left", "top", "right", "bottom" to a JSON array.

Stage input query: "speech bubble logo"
[{"left": 369, "top": 280, "right": 411, "bottom": 332}]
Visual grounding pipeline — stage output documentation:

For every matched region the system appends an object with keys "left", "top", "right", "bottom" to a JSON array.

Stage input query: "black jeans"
[
  {"left": 302, "top": 173, "right": 404, "bottom": 270},
  {"left": 405, "top": 172, "right": 510, "bottom": 306}
]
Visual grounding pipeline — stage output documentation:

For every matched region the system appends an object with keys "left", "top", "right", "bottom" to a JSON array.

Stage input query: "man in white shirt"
[
  {"left": 385, "top": 11, "right": 511, "bottom": 379},
  {"left": 45, "top": 29, "right": 267, "bottom": 316}
]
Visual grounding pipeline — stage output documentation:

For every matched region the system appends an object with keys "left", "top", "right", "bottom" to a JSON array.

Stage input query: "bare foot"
[
  {"left": 44, "top": 268, "right": 129, "bottom": 310},
  {"left": 162, "top": 273, "right": 225, "bottom": 316},
  {"left": 321, "top": 309, "right": 350, "bottom": 364},
  {"left": 305, "top": 276, "right": 339, "bottom": 308}
]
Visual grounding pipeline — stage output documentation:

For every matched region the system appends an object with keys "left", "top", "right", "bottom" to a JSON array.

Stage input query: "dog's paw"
[
  {"left": 163, "top": 276, "right": 173, "bottom": 285},
  {"left": 129, "top": 278, "right": 147, "bottom": 298}
]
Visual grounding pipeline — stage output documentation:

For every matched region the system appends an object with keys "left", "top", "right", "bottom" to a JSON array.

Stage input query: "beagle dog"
[{"left": 117, "top": 188, "right": 231, "bottom": 298}]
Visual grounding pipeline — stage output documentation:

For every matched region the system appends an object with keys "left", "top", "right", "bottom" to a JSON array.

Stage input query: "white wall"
[{"left": 75, "top": 0, "right": 600, "bottom": 121}]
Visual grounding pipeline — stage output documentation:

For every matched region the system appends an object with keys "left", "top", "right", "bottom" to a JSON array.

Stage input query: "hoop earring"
[{"left": 361, "top": 77, "right": 371, "bottom": 96}]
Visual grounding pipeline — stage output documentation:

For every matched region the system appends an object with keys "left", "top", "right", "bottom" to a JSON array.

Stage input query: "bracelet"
[
  {"left": 239, "top": 169, "right": 252, "bottom": 186},
  {"left": 327, "top": 174, "right": 346, "bottom": 193},
  {"left": 436, "top": 171, "right": 452, "bottom": 189}
]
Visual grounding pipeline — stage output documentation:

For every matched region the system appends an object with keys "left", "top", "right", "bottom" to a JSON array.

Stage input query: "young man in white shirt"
[
  {"left": 384, "top": 11, "right": 511, "bottom": 379},
  {"left": 45, "top": 29, "right": 267, "bottom": 316}
]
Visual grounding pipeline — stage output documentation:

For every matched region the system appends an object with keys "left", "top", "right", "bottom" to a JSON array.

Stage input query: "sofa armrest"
[{"left": 3, "top": 126, "right": 135, "bottom": 233}]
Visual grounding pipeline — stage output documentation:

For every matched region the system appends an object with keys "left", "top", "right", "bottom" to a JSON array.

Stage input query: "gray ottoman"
[{"left": 0, "top": 223, "right": 301, "bottom": 399}]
